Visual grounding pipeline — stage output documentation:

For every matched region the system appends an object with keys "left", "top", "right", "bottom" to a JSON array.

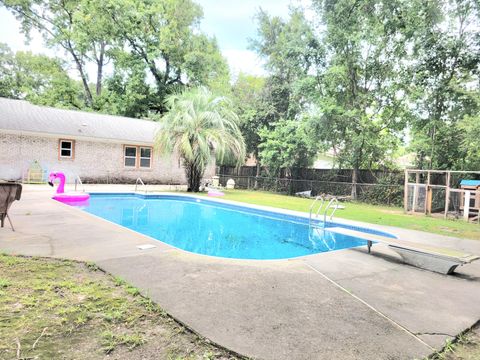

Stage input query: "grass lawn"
[
  {"left": 202, "top": 190, "right": 480, "bottom": 240},
  {"left": 0, "top": 254, "right": 241, "bottom": 360}
]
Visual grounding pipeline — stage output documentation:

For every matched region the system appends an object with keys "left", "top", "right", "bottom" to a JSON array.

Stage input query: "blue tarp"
[{"left": 460, "top": 179, "right": 480, "bottom": 186}]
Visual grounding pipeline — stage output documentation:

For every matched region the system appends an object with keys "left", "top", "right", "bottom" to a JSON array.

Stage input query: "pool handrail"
[
  {"left": 324, "top": 198, "right": 340, "bottom": 222},
  {"left": 309, "top": 195, "right": 325, "bottom": 226},
  {"left": 135, "top": 177, "right": 147, "bottom": 193},
  {"left": 74, "top": 175, "right": 85, "bottom": 192},
  {"left": 310, "top": 195, "right": 343, "bottom": 228}
]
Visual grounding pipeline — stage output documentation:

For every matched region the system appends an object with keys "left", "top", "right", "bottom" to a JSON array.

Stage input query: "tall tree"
[
  {"left": 231, "top": 73, "right": 266, "bottom": 164},
  {"left": 258, "top": 119, "right": 317, "bottom": 177},
  {"left": 1, "top": 0, "right": 111, "bottom": 107},
  {"left": 250, "top": 8, "right": 324, "bottom": 174},
  {"left": 0, "top": 43, "right": 82, "bottom": 108},
  {"left": 156, "top": 87, "right": 246, "bottom": 192},
  {"left": 251, "top": 8, "right": 323, "bottom": 121},
  {"left": 0, "top": 43, "right": 18, "bottom": 98},
  {"left": 457, "top": 110, "right": 480, "bottom": 170},
  {"left": 407, "top": 0, "right": 480, "bottom": 169},
  {"left": 96, "top": 60, "right": 153, "bottom": 118},
  {"left": 308, "top": 0, "right": 412, "bottom": 175},
  {"left": 102, "top": 0, "right": 229, "bottom": 112}
]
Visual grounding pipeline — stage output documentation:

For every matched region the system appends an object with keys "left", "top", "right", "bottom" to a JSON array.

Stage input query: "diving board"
[{"left": 326, "top": 227, "right": 479, "bottom": 275}]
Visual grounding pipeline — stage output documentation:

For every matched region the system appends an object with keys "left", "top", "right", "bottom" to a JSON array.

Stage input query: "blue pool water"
[{"left": 72, "top": 194, "right": 393, "bottom": 260}]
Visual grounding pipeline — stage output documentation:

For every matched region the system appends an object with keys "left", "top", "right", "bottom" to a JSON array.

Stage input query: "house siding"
[{"left": 0, "top": 133, "right": 215, "bottom": 184}]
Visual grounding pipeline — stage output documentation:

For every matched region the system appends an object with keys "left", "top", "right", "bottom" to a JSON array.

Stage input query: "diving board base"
[{"left": 389, "top": 246, "right": 460, "bottom": 275}]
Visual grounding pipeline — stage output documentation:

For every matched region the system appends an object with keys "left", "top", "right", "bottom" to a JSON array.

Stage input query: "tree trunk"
[
  {"left": 254, "top": 159, "right": 261, "bottom": 189},
  {"left": 351, "top": 168, "right": 358, "bottom": 200},
  {"left": 96, "top": 42, "right": 106, "bottom": 96},
  {"left": 185, "top": 161, "right": 203, "bottom": 192},
  {"left": 70, "top": 49, "right": 93, "bottom": 107}
]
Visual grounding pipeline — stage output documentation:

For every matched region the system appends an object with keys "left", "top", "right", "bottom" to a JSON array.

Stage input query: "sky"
[{"left": 0, "top": 1, "right": 302, "bottom": 78}]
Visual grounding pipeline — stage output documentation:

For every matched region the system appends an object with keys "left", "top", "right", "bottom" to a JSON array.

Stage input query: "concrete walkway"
[{"left": 2, "top": 187, "right": 480, "bottom": 360}]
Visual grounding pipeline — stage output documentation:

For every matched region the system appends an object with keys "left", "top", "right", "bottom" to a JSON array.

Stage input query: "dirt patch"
[{"left": 0, "top": 254, "right": 243, "bottom": 359}]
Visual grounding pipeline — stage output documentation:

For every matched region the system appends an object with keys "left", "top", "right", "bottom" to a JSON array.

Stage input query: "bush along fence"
[{"left": 216, "top": 166, "right": 404, "bottom": 207}]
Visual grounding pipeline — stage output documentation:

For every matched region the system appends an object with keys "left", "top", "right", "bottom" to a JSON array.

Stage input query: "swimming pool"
[{"left": 70, "top": 193, "right": 394, "bottom": 260}]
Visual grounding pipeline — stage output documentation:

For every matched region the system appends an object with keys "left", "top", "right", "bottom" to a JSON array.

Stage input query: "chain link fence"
[{"left": 217, "top": 173, "right": 404, "bottom": 207}]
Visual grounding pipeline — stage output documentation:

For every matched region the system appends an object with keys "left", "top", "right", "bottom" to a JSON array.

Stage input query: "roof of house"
[{"left": 0, "top": 97, "right": 160, "bottom": 143}]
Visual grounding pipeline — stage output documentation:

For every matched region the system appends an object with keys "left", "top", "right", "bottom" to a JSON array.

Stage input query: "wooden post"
[
  {"left": 444, "top": 171, "right": 451, "bottom": 219},
  {"left": 426, "top": 187, "right": 433, "bottom": 214},
  {"left": 424, "top": 171, "right": 431, "bottom": 214},
  {"left": 413, "top": 172, "right": 420, "bottom": 212},
  {"left": 404, "top": 169, "right": 409, "bottom": 213},
  {"left": 464, "top": 190, "right": 471, "bottom": 221}
]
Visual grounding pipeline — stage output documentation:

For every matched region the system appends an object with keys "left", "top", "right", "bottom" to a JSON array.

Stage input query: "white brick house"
[{"left": 0, "top": 97, "right": 214, "bottom": 184}]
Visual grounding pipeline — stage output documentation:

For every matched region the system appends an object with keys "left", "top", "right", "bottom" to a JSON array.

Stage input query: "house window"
[
  {"left": 139, "top": 147, "right": 152, "bottom": 168},
  {"left": 124, "top": 146, "right": 137, "bottom": 167},
  {"left": 124, "top": 146, "right": 153, "bottom": 169},
  {"left": 59, "top": 139, "right": 74, "bottom": 159}
]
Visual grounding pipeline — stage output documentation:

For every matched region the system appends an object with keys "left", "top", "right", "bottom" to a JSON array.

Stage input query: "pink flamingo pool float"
[
  {"left": 48, "top": 172, "right": 90, "bottom": 204},
  {"left": 207, "top": 187, "right": 224, "bottom": 197}
]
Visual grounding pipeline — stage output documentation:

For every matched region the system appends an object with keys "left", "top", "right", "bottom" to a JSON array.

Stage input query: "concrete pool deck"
[{"left": 1, "top": 186, "right": 480, "bottom": 360}]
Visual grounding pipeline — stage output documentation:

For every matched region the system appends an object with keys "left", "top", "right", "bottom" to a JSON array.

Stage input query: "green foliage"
[
  {"left": 1, "top": 0, "right": 110, "bottom": 106},
  {"left": 407, "top": 0, "right": 480, "bottom": 170},
  {"left": 258, "top": 119, "right": 317, "bottom": 176},
  {"left": 96, "top": 60, "right": 154, "bottom": 118},
  {"left": 307, "top": 0, "right": 410, "bottom": 170},
  {"left": 0, "top": 43, "right": 83, "bottom": 108},
  {"left": 231, "top": 73, "right": 267, "bottom": 159},
  {"left": 101, "top": 330, "right": 145, "bottom": 353},
  {"left": 0, "top": 278, "right": 11, "bottom": 288},
  {"left": 248, "top": 8, "right": 324, "bottom": 171},
  {"left": 96, "top": 0, "right": 229, "bottom": 113},
  {"left": 251, "top": 8, "right": 323, "bottom": 120},
  {"left": 156, "top": 87, "right": 246, "bottom": 191},
  {"left": 457, "top": 112, "right": 480, "bottom": 170},
  {"left": 0, "top": 43, "right": 17, "bottom": 98},
  {"left": 1, "top": 0, "right": 230, "bottom": 114},
  {"left": 251, "top": 0, "right": 480, "bottom": 172},
  {"left": 357, "top": 174, "right": 404, "bottom": 207}
]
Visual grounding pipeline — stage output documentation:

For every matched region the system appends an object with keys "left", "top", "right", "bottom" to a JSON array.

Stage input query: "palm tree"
[{"left": 156, "top": 87, "right": 246, "bottom": 192}]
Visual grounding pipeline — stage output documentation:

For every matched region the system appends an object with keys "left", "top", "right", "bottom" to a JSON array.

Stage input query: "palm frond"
[{"left": 155, "top": 86, "right": 246, "bottom": 190}]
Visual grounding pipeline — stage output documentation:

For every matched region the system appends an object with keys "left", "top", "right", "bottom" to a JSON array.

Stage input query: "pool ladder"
[
  {"left": 74, "top": 175, "right": 85, "bottom": 192},
  {"left": 135, "top": 177, "right": 147, "bottom": 193},
  {"left": 309, "top": 195, "right": 341, "bottom": 228}
]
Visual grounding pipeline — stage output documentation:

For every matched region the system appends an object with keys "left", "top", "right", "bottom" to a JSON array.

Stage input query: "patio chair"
[{"left": 0, "top": 183, "right": 22, "bottom": 231}]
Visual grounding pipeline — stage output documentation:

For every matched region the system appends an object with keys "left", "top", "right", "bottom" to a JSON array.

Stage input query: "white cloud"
[{"left": 223, "top": 49, "right": 266, "bottom": 78}]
